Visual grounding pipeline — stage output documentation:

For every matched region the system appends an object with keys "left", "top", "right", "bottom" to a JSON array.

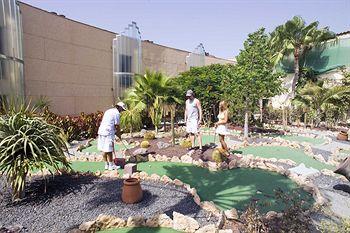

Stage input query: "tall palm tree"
[
  {"left": 294, "top": 81, "right": 350, "bottom": 126},
  {"left": 270, "top": 16, "right": 335, "bottom": 98}
]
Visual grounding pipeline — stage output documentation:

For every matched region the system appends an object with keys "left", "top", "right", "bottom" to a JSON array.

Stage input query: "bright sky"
[{"left": 21, "top": 0, "right": 350, "bottom": 59}]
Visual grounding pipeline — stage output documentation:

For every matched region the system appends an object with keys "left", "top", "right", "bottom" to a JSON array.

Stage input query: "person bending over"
[{"left": 97, "top": 102, "right": 127, "bottom": 170}]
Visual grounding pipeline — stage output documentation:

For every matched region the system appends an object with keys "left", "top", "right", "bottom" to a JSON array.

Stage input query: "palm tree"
[
  {"left": 270, "top": 16, "right": 335, "bottom": 98},
  {"left": 121, "top": 91, "right": 146, "bottom": 136},
  {"left": 124, "top": 70, "right": 181, "bottom": 141},
  {"left": 294, "top": 81, "right": 350, "bottom": 127}
]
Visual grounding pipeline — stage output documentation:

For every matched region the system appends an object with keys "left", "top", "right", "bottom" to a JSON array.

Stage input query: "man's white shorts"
[
  {"left": 186, "top": 119, "right": 199, "bottom": 134},
  {"left": 97, "top": 134, "right": 114, "bottom": 153}
]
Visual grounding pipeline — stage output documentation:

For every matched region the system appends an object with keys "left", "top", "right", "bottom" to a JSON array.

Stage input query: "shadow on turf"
[{"left": 160, "top": 164, "right": 313, "bottom": 213}]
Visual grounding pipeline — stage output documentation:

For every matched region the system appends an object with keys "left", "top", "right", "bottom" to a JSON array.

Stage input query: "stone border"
[{"left": 77, "top": 211, "right": 232, "bottom": 233}]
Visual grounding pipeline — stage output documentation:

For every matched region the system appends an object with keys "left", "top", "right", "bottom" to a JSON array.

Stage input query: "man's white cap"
[
  {"left": 186, "top": 89, "right": 194, "bottom": 97},
  {"left": 116, "top": 101, "right": 127, "bottom": 111}
]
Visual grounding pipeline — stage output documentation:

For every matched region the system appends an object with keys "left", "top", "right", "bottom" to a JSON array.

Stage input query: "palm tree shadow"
[{"left": 161, "top": 164, "right": 313, "bottom": 213}]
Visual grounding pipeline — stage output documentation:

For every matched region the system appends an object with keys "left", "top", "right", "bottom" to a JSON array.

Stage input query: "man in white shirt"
[
  {"left": 185, "top": 90, "right": 203, "bottom": 152},
  {"left": 97, "top": 102, "right": 127, "bottom": 170}
]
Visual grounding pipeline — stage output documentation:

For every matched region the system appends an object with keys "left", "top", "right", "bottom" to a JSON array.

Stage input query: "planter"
[
  {"left": 122, "top": 178, "right": 143, "bottom": 204},
  {"left": 337, "top": 131, "right": 348, "bottom": 141}
]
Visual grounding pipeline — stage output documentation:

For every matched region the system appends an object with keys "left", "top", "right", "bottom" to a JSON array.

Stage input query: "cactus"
[
  {"left": 180, "top": 139, "right": 192, "bottom": 148},
  {"left": 144, "top": 131, "right": 156, "bottom": 140},
  {"left": 140, "top": 140, "right": 150, "bottom": 148},
  {"left": 212, "top": 147, "right": 227, "bottom": 163}
]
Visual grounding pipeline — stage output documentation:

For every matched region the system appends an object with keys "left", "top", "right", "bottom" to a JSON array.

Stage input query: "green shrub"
[
  {"left": 144, "top": 131, "right": 156, "bottom": 140},
  {"left": 42, "top": 107, "right": 103, "bottom": 142},
  {"left": 180, "top": 139, "right": 192, "bottom": 148},
  {"left": 140, "top": 140, "right": 150, "bottom": 148},
  {"left": 0, "top": 110, "right": 71, "bottom": 199},
  {"left": 212, "top": 148, "right": 227, "bottom": 163}
]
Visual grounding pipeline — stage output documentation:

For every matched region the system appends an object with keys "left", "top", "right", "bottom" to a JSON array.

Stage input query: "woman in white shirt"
[{"left": 214, "top": 101, "right": 229, "bottom": 154}]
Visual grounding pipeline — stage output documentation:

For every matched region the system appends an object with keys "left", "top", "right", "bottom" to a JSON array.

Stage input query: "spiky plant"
[{"left": 0, "top": 109, "right": 71, "bottom": 199}]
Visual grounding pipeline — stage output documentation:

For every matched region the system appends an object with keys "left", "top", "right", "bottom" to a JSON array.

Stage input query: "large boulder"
[{"left": 173, "top": 212, "right": 200, "bottom": 232}]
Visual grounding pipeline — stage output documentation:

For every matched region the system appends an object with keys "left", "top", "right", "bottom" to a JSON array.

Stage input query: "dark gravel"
[
  {"left": 313, "top": 174, "right": 350, "bottom": 198},
  {"left": 0, "top": 174, "right": 217, "bottom": 233}
]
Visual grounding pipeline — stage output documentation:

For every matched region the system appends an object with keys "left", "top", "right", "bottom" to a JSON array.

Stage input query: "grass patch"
[{"left": 236, "top": 146, "right": 334, "bottom": 170}]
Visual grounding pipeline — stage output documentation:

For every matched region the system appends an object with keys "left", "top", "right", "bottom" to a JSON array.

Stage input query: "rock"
[
  {"left": 148, "top": 154, "right": 156, "bottom": 162},
  {"left": 122, "top": 173, "right": 131, "bottom": 179},
  {"left": 173, "top": 179, "right": 184, "bottom": 186},
  {"left": 149, "top": 174, "right": 161, "bottom": 181},
  {"left": 216, "top": 211, "right": 225, "bottom": 229},
  {"left": 173, "top": 211, "right": 200, "bottom": 232},
  {"left": 181, "top": 155, "right": 193, "bottom": 164},
  {"left": 133, "top": 148, "right": 148, "bottom": 156},
  {"left": 79, "top": 221, "right": 96, "bottom": 232},
  {"left": 155, "top": 154, "right": 163, "bottom": 161},
  {"left": 193, "top": 193, "right": 201, "bottom": 205},
  {"left": 220, "top": 161, "right": 228, "bottom": 170},
  {"left": 139, "top": 171, "right": 148, "bottom": 179},
  {"left": 195, "top": 224, "right": 217, "bottom": 233},
  {"left": 158, "top": 214, "right": 173, "bottom": 228},
  {"left": 265, "top": 211, "right": 278, "bottom": 220},
  {"left": 157, "top": 141, "right": 171, "bottom": 149},
  {"left": 127, "top": 216, "right": 145, "bottom": 227},
  {"left": 218, "top": 230, "right": 233, "bottom": 233},
  {"left": 96, "top": 214, "right": 126, "bottom": 229},
  {"left": 171, "top": 156, "right": 181, "bottom": 163},
  {"left": 208, "top": 161, "right": 218, "bottom": 171},
  {"left": 202, "top": 201, "right": 220, "bottom": 216},
  {"left": 161, "top": 155, "right": 169, "bottom": 161},
  {"left": 160, "top": 175, "right": 172, "bottom": 183},
  {"left": 224, "top": 208, "right": 238, "bottom": 220},
  {"left": 95, "top": 170, "right": 101, "bottom": 176},
  {"left": 228, "top": 160, "right": 238, "bottom": 169},
  {"left": 145, "top": 215, "right": 159, "bottom": 227}
]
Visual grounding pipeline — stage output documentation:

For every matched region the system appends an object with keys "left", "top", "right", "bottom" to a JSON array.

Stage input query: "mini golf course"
[
  {"left": 99, "top": 227, "right": 181, "bottom": 233},
  {"left": 70, "top": 161, "right": 312, "bottom": 212},
  {"left": 236, "top": 146, "right": 334, "bottom": 170},
  {"left": 278, "top": 135, "right": 326, "bottom": 145}
]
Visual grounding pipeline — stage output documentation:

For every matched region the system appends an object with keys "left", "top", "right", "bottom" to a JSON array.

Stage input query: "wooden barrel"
[{"left": 122, "top": 178, "right": 143, "bottom": 204}]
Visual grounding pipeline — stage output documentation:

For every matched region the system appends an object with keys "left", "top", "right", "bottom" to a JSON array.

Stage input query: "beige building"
[{"left": 12, "top": 1, "right": 233, "bottom": 115}]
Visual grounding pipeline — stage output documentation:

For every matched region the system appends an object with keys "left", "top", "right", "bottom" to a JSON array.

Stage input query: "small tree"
[
  {"left": 223, "top": 28, "right": 282, "bottom": 139},
  {"left": 149, "top": 96, "right": 163, "bottom": 133},
  {"left": 0, "top": 102, "right": 71, "bottom": 199}
]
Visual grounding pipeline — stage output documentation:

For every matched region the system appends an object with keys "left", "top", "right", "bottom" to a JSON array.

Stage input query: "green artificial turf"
[
  {"left": 278, "top": 135, "right": 325, "bottom": 145},
  {"left": 82, "top": 140, "right": 135, "bottom": 154},
  {"left": 99, "top": 227, "right": 181, "bottom": 233},
  {"left": 70, "top": 161, "right": 312, "bottom": 212},
  {"left": 236, "top": 146, "right": 334, "bottom": 170}
]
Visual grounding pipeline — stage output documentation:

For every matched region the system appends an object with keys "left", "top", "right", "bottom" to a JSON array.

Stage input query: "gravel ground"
[
  {"left": 313, "top": 174, "right": 350, "bottom": 198},
  {"left": 0, "top": 174, "right": 217, "bottom": 233}
]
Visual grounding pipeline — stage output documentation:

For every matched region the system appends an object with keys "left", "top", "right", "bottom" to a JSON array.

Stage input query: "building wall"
[
  {"left": 20, "top": 2, "right": 233, "bottom": 115},
  {"left": 20, "top": 3, "right": 115, "bottom": 115}
]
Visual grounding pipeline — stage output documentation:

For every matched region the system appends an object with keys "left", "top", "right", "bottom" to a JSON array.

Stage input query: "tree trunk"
[
  {"left": 163, "top": 106, "right": 166, "bottom": 132},
  {"left": 259, "top": 99, "right": 263, "bottom": 123},
  {"left": 291, "top": 48, "right": 300, "bottom": 98},
  {"left": 282, "top": 107, "right": 287, "bottom": 129},
  {"left": 171, "top": 106, "right": 175, "bottom": 146},
  {"left": 244, "top": 110, "right": 249, "bottom": 139}
]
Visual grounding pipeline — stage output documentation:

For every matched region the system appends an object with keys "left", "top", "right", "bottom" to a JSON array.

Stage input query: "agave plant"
[{"left": 0, "top": 110, "right": 71, "bottom": 199}]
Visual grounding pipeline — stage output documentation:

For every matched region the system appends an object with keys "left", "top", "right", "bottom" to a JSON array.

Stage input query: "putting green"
[
  {"left": 278, "top": 135, "right": 325, "bottom": 145},
  {"left": 82, "top": 140, "right": 135, "bottom": 154},
  {"left": 70, "top": 161, "right": 312, "bottom": 212},
  {"left": 99, "top": 227, "right": 181, "bottom": 233},
  {"left": 236, "top": 146, "right": 334, "bottom": 170}
]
